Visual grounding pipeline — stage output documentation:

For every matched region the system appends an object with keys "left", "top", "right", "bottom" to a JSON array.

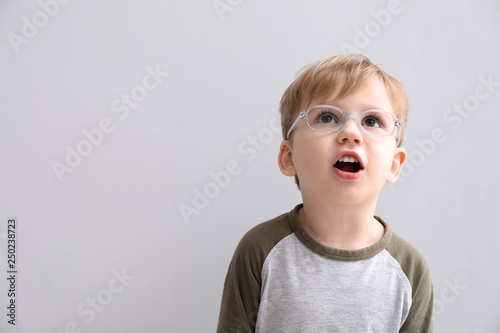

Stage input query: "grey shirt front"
[{"left": 217, "top": 204, "right": 433, "bottom": 333}]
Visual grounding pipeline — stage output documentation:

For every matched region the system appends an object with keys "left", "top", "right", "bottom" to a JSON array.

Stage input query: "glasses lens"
[
  {"left": 306, "top": 107, "right": 344, "bottom": 132},
  {"left": 359, "top": 111, "right": 395, "bottom": 136}
]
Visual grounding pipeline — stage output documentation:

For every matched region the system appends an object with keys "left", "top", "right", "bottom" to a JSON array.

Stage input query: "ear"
[
  {"left": 386, "top": 147, "right": 407, "bottom": 183},
  {"left": 278, "top": 140, "right": 297, "bottom": 177}
]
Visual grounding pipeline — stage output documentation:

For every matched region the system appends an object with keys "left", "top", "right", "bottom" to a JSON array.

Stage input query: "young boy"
[{"left": 217, "top": 54, "right": 433, "bottom": 332}]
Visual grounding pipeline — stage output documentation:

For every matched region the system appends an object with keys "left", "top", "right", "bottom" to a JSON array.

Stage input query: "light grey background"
[{"left": 1, "top": 0, "right": 499, "bottom": 332}]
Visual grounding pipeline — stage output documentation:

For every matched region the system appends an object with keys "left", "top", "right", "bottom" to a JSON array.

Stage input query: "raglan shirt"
[{"left": 217, "top": 204, "right": 433, "bottom": 333}]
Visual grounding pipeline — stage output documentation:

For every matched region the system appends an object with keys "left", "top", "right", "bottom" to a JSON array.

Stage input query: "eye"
[
  {"left": 362, "top": 116, "right": 381, "bottom": 128},
  {"left": 360, "top": 111, "right": 390, "bottom": 129},
  {"left": 317, "top": 110, "right": 338, "bottom": 124}
]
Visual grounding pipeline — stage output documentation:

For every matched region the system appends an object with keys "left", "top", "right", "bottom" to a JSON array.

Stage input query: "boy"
[{"left": 217, "top": 54, "right": 433, "bottom": 332}]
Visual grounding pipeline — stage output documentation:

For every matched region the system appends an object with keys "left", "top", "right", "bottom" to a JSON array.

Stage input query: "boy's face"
[{"left": 278, "top": 78, "right": 407, "bottom": 207}]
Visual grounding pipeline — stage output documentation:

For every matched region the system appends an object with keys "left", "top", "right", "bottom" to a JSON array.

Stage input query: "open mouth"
[{"left": 333, "top": 156, "right": 362, "bottom": 173}]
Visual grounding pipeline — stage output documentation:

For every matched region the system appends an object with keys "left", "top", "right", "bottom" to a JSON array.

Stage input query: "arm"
[
  {"left": 399, "top": 267, "right": 434, "bottom": 332},
  {"left": 217, "top": 236, "right": 262, "bottom": 333}
]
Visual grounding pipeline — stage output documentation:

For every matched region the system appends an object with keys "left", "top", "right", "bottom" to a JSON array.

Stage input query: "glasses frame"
[{"left": 286, "top": 105, "right": 402, "bottom": 146}]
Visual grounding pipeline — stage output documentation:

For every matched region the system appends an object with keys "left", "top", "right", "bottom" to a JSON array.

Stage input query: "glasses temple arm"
[
  {"left": 396, "top": 120, "right": 401, "bottom": 146},
  {"left": 286, "top": 112, "right": 306, "bottom": 140}
]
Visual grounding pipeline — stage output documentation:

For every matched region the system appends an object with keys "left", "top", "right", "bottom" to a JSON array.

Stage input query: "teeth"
[{"left": 338, "top": 156, "right": 359, "bottom": 163}]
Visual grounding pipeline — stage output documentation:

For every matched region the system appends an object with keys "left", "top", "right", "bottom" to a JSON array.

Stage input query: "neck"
[{"left": 298, "top": 197, "right": 384, "bottom": 250}]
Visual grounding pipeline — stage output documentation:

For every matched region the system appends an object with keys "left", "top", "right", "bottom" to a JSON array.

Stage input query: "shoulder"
[
  {"left": 386, "top": 232, "right": 429, "bottom": 272},
  {"left": 235, "top": 209, "right": 294, "bottom": 261},
  {"left": 385, "top": 230, "right": 432, "bottom": 295},
  {"left": 218, "top": 210, "right": 295, "bottom": 332},
  {"left": 383, "top": 229, "right": 434, "bottom": 331}
]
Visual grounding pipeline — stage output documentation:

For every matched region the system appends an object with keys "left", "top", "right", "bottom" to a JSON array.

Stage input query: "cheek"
[
  {"left": 374, "top": 149, "right": 396, "bottom": 177},
  {"left": 293, "top": 139, "right": 331, "bottom": 176}
]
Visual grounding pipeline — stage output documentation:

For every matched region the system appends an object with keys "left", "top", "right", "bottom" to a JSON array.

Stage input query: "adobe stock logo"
[
  {"left": 339, "top": 0, "right": 408, "bottom": 53},
  {"left": 394, "top": 74, "right": 499, "bottom": 187},
  {"left": 7, "top": 0, "right": 73, "bottom": 54},
  {"left": 51, "top": 65, "right": 169, "bottom": 182},
  {"left": 178, "top": 108, "right": 281, "bottom": 224},
  {"left": 433, "top": 273, "right": 470, "bottom": 322},
  {"left": 213, "top": 0, "right": 243, "bottom": 21},
  {"left": 53, "top": 268, "right": 135, "bottom": 333}
]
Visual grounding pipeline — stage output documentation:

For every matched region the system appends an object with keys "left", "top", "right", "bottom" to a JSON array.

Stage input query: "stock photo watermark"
[
  {"left": 178, "top": 108, "right": 281, "bottom": 224},
  {"left": 51, "top": 64, "right": 169, "bottom": 182},
  {"left": 339, "top": 0, "right": 410, "bottom": 53},
  {"left": 53, "top": 268, "right": 135, "bottom": 333},
  {"left": 5, "top": 218, "right": 18, "bottom": 325},
  {"left": 213, "top": 0, "right": 243, "bottom": 21},
  {"left": 433, "top": 272, "right": 470, "bottom": 322},
  {"left": 392, "top": 73, "right": 499, "bottom": 188},
  {"left": 7, "top": 0, "right": 73, "bottom": 54}
]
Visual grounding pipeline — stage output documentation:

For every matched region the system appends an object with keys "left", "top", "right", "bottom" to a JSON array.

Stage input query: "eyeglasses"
[{"left": 286, "top": 105, "right": 402, "bottom": 146}]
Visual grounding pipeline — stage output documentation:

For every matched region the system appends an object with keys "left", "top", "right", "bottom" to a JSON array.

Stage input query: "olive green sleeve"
[
  {"left": 399, "top": 266, "right": 433, "bottom": 332},
  {"left": 386, "top": 232, "right": 434, "bottom": 332},
  {"left": 216, "top": 213, "right": 293, "bottom": 333},
  {"left": 216, "top": 233, "right": 262, "bottom": 333}
]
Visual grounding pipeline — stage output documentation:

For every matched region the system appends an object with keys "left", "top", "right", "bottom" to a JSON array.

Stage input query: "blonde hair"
[
  {"left": 280, "top": 53, "right": 408, "bottom": 144},
  {"left": 279, "top": 54, "right": 409, "bottom": 188}
]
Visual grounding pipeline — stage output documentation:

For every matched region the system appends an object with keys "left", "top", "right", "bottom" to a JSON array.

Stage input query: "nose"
[{"left": 336, "top": 116, "right": 363, "bottom": 145}]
